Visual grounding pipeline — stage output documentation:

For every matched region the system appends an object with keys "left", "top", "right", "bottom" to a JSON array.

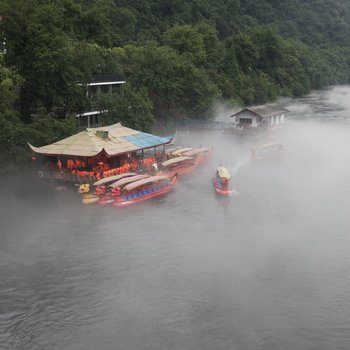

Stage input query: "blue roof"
[{"left": 123, "top": 132, "right": 173, "bottom": 149}]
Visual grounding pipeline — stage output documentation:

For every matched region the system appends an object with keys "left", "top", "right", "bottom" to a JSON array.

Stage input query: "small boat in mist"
[
  {"left": 213, "top": 166, "right": 233, "bottom": 196},
  {"left": 114, "top": 174, "right": 178, "bottom": 207},
  {"left": 251, "top": 143, "right": 287, "bottom": 161}
]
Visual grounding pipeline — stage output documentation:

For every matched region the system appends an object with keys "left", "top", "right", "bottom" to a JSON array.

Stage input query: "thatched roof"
[{"left": 29, "top": 123, "right": 173, "bottom": 157}]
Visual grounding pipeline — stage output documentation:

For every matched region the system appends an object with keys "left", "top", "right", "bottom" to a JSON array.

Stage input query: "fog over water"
[{"left": 1, "top": 86, "right": 350, "bottom": 349}]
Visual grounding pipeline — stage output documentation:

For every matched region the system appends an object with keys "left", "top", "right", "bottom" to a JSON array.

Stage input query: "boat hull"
[
  {"left": 198, "top": 148, "right": 213, "bottom": 165},
  {"left": 114, "top": 186, "right": 172, "bottom": 207},
  {"left": 82, "top": 194, "right": 99, "bottom": 204},
  {"left": 213, "top": 179, "right": 233, "bottom": 196},
  {"left": 214, "top": 185, "right": 233, "bottom": 196},
  {"left": 98, "top": 195, "right": 115, "bottom": 205}
]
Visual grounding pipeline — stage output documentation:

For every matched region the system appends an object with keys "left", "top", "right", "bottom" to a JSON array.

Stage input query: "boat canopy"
[
  {"left": 171, "top": 147, "right": 193, "bottom": 156},
  {"left": 182, "top": 148, "right": 208, "bottom": 157},
  {"left": 253, "top": 143, "right": 285, "bottom": 150},
  {"left": 109, "top": 174, "right": 149, "bottom": 188},
  {"left": 217, "top": 166, "right": 230, "bottom": 179},
  {"left": 93, "top": 172, "right": 136, "bottom": 186},
  {"left": 161, "top": 156, "right": 193, "bottom": 167},
  {"left": 165, "top": 146, "right": 182, "bottom": 155},
  {"left": 123, "top": 175, "right": 170, "bottom": 191}
]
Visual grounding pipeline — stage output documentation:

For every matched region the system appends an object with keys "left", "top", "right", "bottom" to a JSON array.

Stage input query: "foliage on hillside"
[{"left": 1, "top": 0, "right": 350, "bottom": 169}]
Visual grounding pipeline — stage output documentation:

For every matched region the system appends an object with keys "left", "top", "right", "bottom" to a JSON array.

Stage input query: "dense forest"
[{"left": 1, "top": 0, "right": 350, "bottom": 169}]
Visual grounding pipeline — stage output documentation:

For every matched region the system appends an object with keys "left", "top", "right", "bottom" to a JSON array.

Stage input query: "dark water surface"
[{"left": 2, "top": 86, "right": 350, "bottom": 349}]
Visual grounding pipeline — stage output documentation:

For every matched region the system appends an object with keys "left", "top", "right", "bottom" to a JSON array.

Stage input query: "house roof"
[
  {"left": 28, "top": 123, "right": 173, "bottom": 157},
  {"left": 230, "top": 103, "right": 289, "bottom": 119}
]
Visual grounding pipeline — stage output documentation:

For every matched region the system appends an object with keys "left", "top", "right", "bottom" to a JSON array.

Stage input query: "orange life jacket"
[{"left": 67, "top": 159, "right": 74, "bottom": 169}]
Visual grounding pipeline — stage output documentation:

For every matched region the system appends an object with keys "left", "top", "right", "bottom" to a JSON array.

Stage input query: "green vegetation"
[{"left": 1, "top": 0, "right": 350, "bottom": 169}]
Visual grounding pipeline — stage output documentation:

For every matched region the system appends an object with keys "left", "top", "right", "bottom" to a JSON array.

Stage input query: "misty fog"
[{"left": 1, "top": 86, "right": 350, "bottom": 349}]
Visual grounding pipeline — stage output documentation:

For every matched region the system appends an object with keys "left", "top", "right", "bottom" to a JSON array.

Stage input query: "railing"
[{"left": 175, "top": 120, "right": 229, "bottom": 130}]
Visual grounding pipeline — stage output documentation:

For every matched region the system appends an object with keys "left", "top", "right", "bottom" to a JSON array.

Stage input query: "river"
[{"left": 1, "top": 86, "right": 350, "bottom": 349}]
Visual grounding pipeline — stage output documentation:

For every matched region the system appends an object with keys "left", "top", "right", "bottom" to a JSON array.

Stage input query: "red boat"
[
  {"left": 182, "top": 147, "right": 213, "bottom": 165},
  {"left": 169, "top": 147, "right": 193, "bottom": 157},
  {"left": 156, "top": 156, "right": 198, "bottom": 176},
  {"left": 80, "top": 172, "right": 136, "bottom": 204},
  {"left": 165, "top": 146, "right": 192, "bottom": 159},
  {"left": 114, "top": 174, "right": 178, "bottom": 207},
  {"left": 213, "top": 167, "right": 233, "bottom": 196},
  {"left": 165, "top": 146, "right": 182, "bottom": 158},
  {"left": 98, "top": 174, "right": 149, "bottom": 205}
]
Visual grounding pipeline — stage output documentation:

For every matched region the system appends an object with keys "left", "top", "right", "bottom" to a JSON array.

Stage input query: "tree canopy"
[{"left": 1, "top": 0, "right": 350, "bottom": 169}]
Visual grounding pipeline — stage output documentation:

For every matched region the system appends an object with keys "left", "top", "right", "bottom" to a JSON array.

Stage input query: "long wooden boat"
[
  {"left": 165, "top": 146, "right": 182, "bottom": 159},
  {"left": 251, "top": 143, "right": 286, "bottom": 161},
  {"left": 114, "top": 175, "right": 178, "bottom": 207},
  {"left": 98, "top": 174, "right": 149, "bottom": 205},
  {"left": 93, "top": 172, "right": 136, "bottom": 186},
  {"left": 182, "top": 147, "right": 213, "bottom": 165},
  {"left": 157, "top": 156, "right": 198, "bottom": 176},
  {"left": 81, "top": 193, "right": 100, "bottom": 205},
  {"left": 213, "top": 166, "right": 233, "bottom": 196},
  {"left": 170, "top": 147, "right": 193, "bottom": 157},
  {"left": 165, "top": 146, "right": 181, "bottom": 155},
  {"left": 80, "top": 172, "right": 136, "bottom": 205}
]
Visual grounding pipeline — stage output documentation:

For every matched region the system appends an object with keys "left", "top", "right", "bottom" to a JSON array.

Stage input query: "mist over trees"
[{"left": 1, "top": 0, "right": 350, "bottom": 169}]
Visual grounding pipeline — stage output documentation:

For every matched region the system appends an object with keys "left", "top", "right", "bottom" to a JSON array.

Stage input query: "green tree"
[
  {"left": 122, "top": 43, "right": 220, "bottom": 119},
  {"left": 163, "top": 24, "right": 206, "bottom": 63},
  {"left": 96, "top": 85, "right": 154, "bottom": 132},
  {"left": 0, "top": 56, "right": 27, "bottom": 170}
]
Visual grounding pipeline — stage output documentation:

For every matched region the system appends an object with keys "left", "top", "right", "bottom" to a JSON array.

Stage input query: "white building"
[
  {"left": 77, "top": 74, "right": 126, "bottom": 128},
  {"left": 229, "top": 103, "right": 288, "bottom": 129}
]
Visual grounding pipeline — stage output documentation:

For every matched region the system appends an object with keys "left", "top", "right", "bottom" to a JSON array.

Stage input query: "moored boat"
[
  {"left": 182, "top": 147, "right": 213, "bottom": 165},
  {"left": 82, "top": 192, "right": 100, "bottom": 205},
  {"left": 165, "top": 146, "right": 192, "bottom": 159},
  {"left": 157, "top": 156, "right": 198, "bottom": 176},
  {"left": 78, "top": 183, "right": 100, "bottom": 204},
  {"left": 213, "top": 166, "right": 233, "bottom": 196},
  {"left": 170, "top": 147, "right": 193, "bottom": 157},
  {"left": 93, "top": 172, "right": 136, "bottom": 186},
  {"left": 114, "top": 174, "right": 178, "bottom": 207},
  {"left": 79, "top": 172, "right": 136, "bottom": 204},
  {"left": 165, "top": 146, "right": 182, "bottom": 158},
  {"left": 98, "top": 174, "right": 149, "bottom": 205},
  {"left": 251, "top": 143, "right": 286, "bottom": 161}
]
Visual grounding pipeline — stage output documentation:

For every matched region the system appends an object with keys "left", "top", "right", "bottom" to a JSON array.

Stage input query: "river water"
[{"left": 1, "top": 86, "right": 350, "bottom": 350}]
